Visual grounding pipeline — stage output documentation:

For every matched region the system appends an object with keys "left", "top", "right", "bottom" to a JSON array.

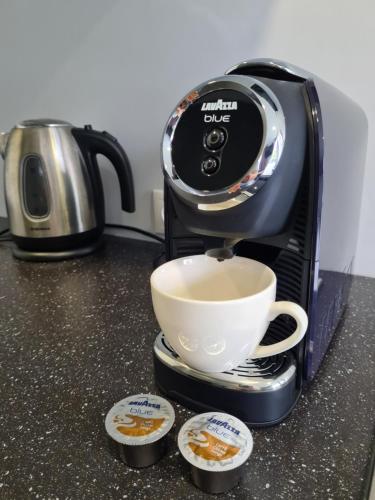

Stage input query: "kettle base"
[{"left": 12, "top": 238, "right": 103, "bottom": 262}]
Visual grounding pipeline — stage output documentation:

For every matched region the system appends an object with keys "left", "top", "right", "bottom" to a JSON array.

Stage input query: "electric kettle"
[{"left": 0, "top": 119, "right": 135, "bottom": 260}]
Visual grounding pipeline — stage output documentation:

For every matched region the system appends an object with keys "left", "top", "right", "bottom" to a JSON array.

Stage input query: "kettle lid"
[{"left": 16, "top": 119, "right": 72, "bottom": 128}]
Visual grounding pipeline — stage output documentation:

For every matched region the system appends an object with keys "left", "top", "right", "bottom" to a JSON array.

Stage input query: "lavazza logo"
[{"left": 201, "top": 99, "right": 238, "bottom": 111}]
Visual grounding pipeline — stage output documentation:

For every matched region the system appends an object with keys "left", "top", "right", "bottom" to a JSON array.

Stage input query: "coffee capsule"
[
  {"left": 178, "top": 412, "right": 253, "bottom": 493},
  {"left": 105, "top": 394, "right": 175, "bottom": 468}
]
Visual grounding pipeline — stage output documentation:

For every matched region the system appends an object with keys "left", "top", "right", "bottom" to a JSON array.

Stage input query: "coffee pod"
[
  {"left": 105, "top": 394, "right": 175, "bottom": 468},
  {"left": 178, "top": 412, "right": 253, "bottom": 494}
]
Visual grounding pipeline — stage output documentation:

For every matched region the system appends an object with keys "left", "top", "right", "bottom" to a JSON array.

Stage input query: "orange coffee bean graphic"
[
  {"left": 188, "top": 430, "right": 240, "bottom": 461},
  {"left": 116, "top": 414, "right": 165, "bottom": 437}
]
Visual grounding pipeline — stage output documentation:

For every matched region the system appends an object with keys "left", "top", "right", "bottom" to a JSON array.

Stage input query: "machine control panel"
[{"left": 171, "top": 89, "right": 264, "bottom": 192}]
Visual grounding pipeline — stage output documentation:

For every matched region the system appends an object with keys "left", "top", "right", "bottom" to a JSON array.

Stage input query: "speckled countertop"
[{"left": 0, "top": 235, "right": 374, "bottom": 500}]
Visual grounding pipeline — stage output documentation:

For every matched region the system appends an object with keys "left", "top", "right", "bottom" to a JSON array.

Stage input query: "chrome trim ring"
[
  {"left": 162, "top": 74, "right": 285, "bottom": 211},
  {"left": 225, "top": 58, "right": 311, "bottom": 80}
]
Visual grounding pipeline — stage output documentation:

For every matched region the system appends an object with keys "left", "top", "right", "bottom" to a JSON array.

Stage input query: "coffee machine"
[{"left": 153, "top": 59, "right": 368, "bottom": 426}]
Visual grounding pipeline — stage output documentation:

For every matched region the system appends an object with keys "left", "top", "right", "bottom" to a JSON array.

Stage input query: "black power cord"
[
  {"left": 105, "top": 223, "right": 165, "bottom": 244},
  {"left": 0, "top": 228, "right": 11, "bottom": 243}
]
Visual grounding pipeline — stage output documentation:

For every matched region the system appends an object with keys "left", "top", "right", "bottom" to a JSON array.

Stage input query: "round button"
[
  {"left": 201, "top": 157, "right": 220, "bottom": 176},
  {"left": 204, "top": 128, "right": 226, "bottom": 151}
]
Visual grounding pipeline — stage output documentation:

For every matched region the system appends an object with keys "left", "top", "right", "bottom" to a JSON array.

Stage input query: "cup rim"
[{"left": 150, "top": 255, "right": 276, "bottom": 305}]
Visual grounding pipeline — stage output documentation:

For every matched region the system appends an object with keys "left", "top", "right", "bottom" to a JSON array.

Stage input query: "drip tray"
[
  {"left": 153, "top": 333, "right": 300, "bottom": 427},
  {"left": 155, "top": 333, "right": 296, "bottom": 391}
]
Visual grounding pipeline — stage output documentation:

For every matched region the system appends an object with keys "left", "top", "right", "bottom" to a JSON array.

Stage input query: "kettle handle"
[{"left": 72, "top": 126, "right": 135, "bottom": 213}]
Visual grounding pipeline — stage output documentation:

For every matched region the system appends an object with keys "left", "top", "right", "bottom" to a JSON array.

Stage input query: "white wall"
[{"left": 0, "top": 0, "right": 373, "bottom": 276}]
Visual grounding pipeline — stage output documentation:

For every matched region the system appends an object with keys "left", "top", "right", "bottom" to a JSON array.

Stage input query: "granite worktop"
[{"left": 0, "top": 235, "right": 374, "bottom": 500}]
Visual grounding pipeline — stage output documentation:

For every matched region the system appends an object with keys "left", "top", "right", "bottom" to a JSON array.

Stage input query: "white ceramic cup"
[{"left": 150, "top": 255, "right": 308, "bottom": 373}]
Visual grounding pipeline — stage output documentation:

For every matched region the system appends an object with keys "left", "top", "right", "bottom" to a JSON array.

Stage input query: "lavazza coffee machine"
[{"left": 153, "top": 59, "right": 368, "bottom": 426}]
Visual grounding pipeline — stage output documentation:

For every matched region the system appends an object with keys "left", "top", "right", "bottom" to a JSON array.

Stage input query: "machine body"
[{"left": 153, "top": 59, "right": 368, "bottom": 426}]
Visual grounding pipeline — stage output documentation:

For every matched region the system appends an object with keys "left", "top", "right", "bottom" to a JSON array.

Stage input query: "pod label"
[
  {"left": 105, "top": 394, "right": 175, "bottom": 446},
  {"left": 178, "top": 412, "right": 253, "bottom": 472}
]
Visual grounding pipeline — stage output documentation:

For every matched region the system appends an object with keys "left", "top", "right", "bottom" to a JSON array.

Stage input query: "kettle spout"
[{"left": 0, "top": 132, "right": 9, "bottom": 158}]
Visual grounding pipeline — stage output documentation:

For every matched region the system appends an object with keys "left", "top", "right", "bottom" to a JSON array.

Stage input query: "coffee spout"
[{"left": 205, "top": 238, "right": 242, "bottom": 261}]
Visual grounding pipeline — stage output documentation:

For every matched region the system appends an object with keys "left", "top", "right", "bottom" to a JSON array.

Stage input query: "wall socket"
[{"left": 152, "top": 189, "right": 165, "bottom": 234}]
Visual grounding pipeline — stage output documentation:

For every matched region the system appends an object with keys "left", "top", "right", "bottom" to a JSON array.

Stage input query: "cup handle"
[{"left": 252, "top": 301, "right": 308, "bottom": 359}]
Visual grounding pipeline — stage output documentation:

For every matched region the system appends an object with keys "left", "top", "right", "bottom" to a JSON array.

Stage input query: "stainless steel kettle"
[{"left": 0, "top": 119, "right": 135, "bottom": 260}]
